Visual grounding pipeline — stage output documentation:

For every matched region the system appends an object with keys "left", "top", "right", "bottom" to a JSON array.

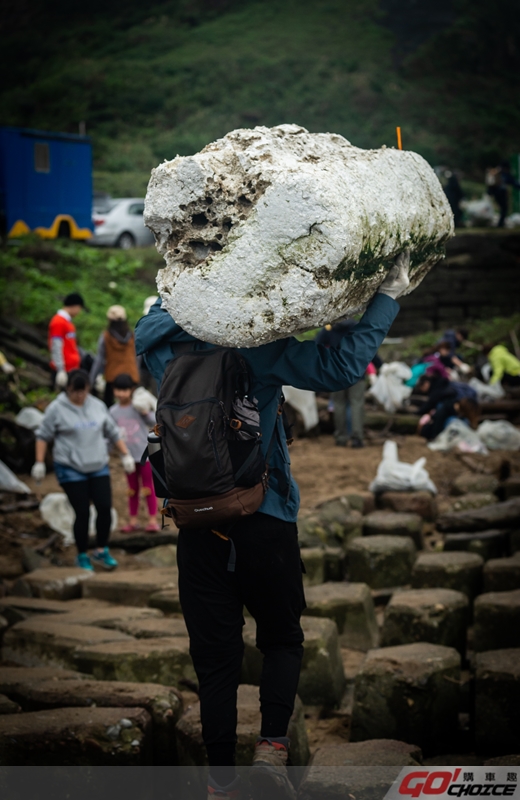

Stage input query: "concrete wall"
[{"left": 389, "top": 232, "right": 520, "bottom": 336}]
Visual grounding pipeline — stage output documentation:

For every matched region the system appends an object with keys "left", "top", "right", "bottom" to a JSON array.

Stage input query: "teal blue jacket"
[{"left": 135, "top": 294, "right": 399, "bottom": 522}]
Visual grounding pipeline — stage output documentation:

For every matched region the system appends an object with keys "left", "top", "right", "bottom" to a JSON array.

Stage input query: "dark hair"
[
  {"left": 113, "top": 373, "right": 137, "bottom": 390},
  {"left": 67, "top": 369, "right": 90, "bottom": 391},
  {"left": 457, "top": 328, "right": 469, "bottom": 340},
  {"left": 482, "top": 343, "right": 494, "bottom": 356},
  {"left": 458, "top": 398, "right": 480, "bottom": 429},
  {"left": 416, "top": 375, "right": 431, "bottom": 392},
  {"left": 108, "top": 319, "right": 130, "bottom": 338}
]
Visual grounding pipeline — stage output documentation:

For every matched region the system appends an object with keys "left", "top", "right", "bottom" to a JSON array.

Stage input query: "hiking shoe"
[
  {"left": 351, "top": 437, "right": 364, "bottom": 448},
  {"left": 91, "top": 547, "right": 118, "bottom": 570},
  {"left": 207, "top": 775, "right": 241, "bottom": 800},
  {"left": 75, "top": 553, "right": 93, "bottom": 571},
  {"left": 249, "top": 738, "right": 296, "bottom": 800}
]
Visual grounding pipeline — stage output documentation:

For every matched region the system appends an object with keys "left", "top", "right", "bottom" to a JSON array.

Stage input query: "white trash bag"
[
  {"left": 368, "top": 362, "right": 413, "bottom": 414},
  {"left": 132, "top": 386, "right": 157, "bottom": 414},
  {"left": 369, "top": 440, "right": 437, "bottom": 494},
  {"left": 39, "top": 492, "right": 118, "bottom": 546},
  {"left": 15, "top": 407, "right": 44, "bottom": 431},
  {"left": 0, "top": 459, "right": 31, "bottom": 494},
  {"left": 283, "top": 385, "right": 319, "bottom": 432},
  {"left": 477, "top": 420, "right": 520, "bottom": 451},
  {"left": 427, "top": 419, "right": 488, "bottom": 454},
  {"left": 469, "top": 377, "right": 505, "bottom": 402}
]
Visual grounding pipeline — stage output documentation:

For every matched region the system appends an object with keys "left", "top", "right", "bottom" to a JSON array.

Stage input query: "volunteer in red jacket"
[{"left": 48, "top": 293, "right": 87, "bottom": 391}]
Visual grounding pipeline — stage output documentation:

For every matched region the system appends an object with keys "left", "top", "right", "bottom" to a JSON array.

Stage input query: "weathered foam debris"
[{"left": 144, "top": 124, "right": 454, "bottom": 347}]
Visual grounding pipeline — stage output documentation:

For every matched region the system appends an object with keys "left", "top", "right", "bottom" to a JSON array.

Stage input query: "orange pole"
[{"left": 396, "top": 126, "right": 402, "bottom": 150}]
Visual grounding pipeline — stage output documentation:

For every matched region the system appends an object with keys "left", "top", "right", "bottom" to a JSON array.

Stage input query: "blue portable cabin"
[{"left": 0, "top": 126, "right": 93, "bottom": 240}]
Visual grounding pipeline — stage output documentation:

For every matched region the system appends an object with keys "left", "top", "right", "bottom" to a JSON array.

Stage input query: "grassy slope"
[
  {"left": 1, "top": 0, "right": 519, "bottom": 196},
  {"left": 0, "top": 240, "right": 163, "bottom": 351}
]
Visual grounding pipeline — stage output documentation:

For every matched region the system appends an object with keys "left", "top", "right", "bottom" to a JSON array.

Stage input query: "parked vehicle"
[
  {"left": 0, "top": 126, "right": 93, "bottom": 240},
  {"left": 90, "top": 198, "right": 154, "bottom": 248}
]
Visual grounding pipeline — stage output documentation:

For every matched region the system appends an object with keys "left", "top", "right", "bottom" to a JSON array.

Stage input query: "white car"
[{"left": 90, "top": 197, "right": 155, "bottom": 248}]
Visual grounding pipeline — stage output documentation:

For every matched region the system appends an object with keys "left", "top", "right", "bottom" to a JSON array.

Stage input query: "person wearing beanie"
[
  {"left": 90, "top": 305, "right": 140, "bottom": 407},
  {"left": 110, "top": 373, "right": 159, "bottom": 532},
  {"left": 48, "top": 292, "right": 88, "bottom": 391}
]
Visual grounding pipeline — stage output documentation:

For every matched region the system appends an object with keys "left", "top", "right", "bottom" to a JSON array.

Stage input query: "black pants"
[
  {"left": 177, "top": 512, "right": 305, "bottom": 771},
  {"left": 61, "top": 475, "right": 112, "bottom": 553}
]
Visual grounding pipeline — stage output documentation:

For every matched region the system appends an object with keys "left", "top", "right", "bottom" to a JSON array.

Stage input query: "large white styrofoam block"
[{"left": 145, "top": 124, "right": 453, "bottom": 347}]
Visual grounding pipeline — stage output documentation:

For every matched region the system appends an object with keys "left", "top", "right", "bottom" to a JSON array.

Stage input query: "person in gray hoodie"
[{"left": 31, "top": 369, "right": 136, "bottom": 571}]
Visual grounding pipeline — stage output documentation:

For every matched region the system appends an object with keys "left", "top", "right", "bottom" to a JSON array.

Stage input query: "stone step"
[
  {"left": 0, "top": 706, "right": 152, "bottom": 765},
  {"left": 300, "top": 547, "right": 325, "bottom": 586},
  {"left": 0, "top": 666, "right": 87, "bottom": 694},
  {"left": 303, "top": 582, "right": 379, "bottom": 650},
  {"left": 0, "top": 694, "right": 21, "bottom": 715},
  {"left": 451, "top": 473, "right": 499, "bottom": 497},
  {"left": 323, "top": 547, "right": 347, "bottom": 582},
  {"left": 381, "top": 588, "right": 469, "bottom": 653},
  {"left": 342, "top": 490, "right": 375, "bottom": 516},
  {"left": 298, "top": 498, "right": 363, "bottom": 549},
  {"left": 449, "top": 493, "right": 497, "bottom": 513},
  {"left": 299, "top": 739, "right": 422, "bottom": 799},
  {"left": 411, "top": 551, "right": 484, "bottom": 600},
  {"left": 5, "top": 678, "right": 183, "bottom": 765},
  {"left": 135, "top": 545, "right": 177, "bottom": 568},
  {"left": 83, "top": 568, "right": 178, "bottom": 606},
  {"left": 74, "top": 637, "right": 196, "bottom": 688},
  {"left": 473, "top": 590, "right": 520, "bottom": 652},
  {"left": 376, "top": 490, "right": 437, "bottom": 520},
  {"left": 241, "top": 616, "right": 346, "bottom": 708},
  {"left": 12, "top": 567, "right": 94, "bottom": 601},
  {"left": 176, "top": 684, "right": 309, "bottom": 767},
  {"left": 499, "top": 476, "right": 520, "bottom": 500},
  {"left": 437, "top": 498, "right": 520, "bottom": 533},
  {"left": 475, "top": 648, "right": 520, "bottom": 755},
  {"left": 483, "top": 554, "right": 520, "bottom": 593},
  {"left": 148, "top": 589, "right": 182, "bottom": 614},
  {"left": 363, "top": 511, "right": 423, "bottom": 550},
  {"left": 59, "top": 605, "right": 165, "bottom": 630},
  {"left": 2, "top": 617, "right": 134, "bottom": 669},
  {"left": 347, "top": 536, "right": 417, "bottom": 589},
  {"left": 114, "top": 616, "right": 188, "bottom": 639},
  {"left": 443, "top": 530, "right": 509, "bottom": 562},
  {"left": 350, "top": 642, "right": 461, "bottom": 753}
]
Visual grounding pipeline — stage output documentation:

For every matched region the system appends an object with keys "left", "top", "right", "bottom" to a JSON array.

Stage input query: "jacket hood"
[
  {"left": 108, "top": 329, "right": 133, "bottom": 345},
  {"left": 134, "top": 298, "right": 198, "bottom": 355}
]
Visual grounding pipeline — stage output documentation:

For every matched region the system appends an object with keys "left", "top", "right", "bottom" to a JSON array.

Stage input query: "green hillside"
[{"left": 1, "top": 0, "right": 519, "bottom": 196}]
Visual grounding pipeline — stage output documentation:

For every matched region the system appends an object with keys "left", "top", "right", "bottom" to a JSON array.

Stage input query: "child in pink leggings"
[{"left": 110, "top": 373, "right": 159, "bottom": 532}]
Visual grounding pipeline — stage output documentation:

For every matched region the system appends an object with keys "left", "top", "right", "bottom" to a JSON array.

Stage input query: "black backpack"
[{"left": 150, "top": 346, "right": 271, "bottom": 530}]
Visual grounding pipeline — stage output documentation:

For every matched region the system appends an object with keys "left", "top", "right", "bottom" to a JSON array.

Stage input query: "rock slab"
[
  {"left": 145, "top": 124, "right": 453, "bottom": 347},
  {"left": 473, "top": 590, "right": 520, "bottom": 652},
  {"left": 381, "top": 588, "right": 469, "bottom": 653},
  {"left": 303, "top": 582, "right": 379, "bottom": 650},
  {"left": 363, "top": 510, "right": 423, "bottom": 549},
  {"left": 299, "top": 740, "right": 422, "bottom": 800},
  {"left": 475, "top": 649, "right": 520, "bottom": 754},
  {"left": 0, "top": 706, "right": 152, "bottom": 765},
  {"left": 350, "top": 642, "right": 461, "bottom": 752},
  {"left": 411, "top": 551, "right": 483, "bottom": 600},
  {"left": 6, "top": 678, "right": 183, "bottom": 765},
  {"left": 347, "top": 535, "right": 416, "bottom": 588}
]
